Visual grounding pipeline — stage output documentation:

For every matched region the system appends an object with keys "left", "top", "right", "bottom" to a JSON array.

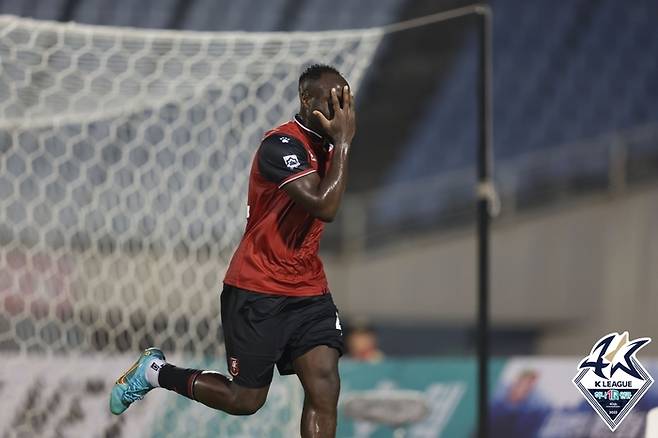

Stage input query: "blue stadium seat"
[{"left": 375, "top": 0, "right": 658, "bottom": 229}]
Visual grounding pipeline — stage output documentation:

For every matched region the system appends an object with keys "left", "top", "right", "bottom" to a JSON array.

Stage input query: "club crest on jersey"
[
  {"left": 573, "top": 331, "right": 653, "bottom": 431},
  {"left": 229, "top": 357, "right": 240, "bottom": 377},
  {"left": 283, "top": 154, "right": 301, "bottom": 170}
]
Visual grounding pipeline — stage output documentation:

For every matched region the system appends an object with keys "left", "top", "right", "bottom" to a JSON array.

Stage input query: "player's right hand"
[{"left": 313, "top": 85, "right": 356, "bottom": 146}]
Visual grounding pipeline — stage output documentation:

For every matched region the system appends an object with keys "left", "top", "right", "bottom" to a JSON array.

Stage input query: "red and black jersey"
[{"left": 224, "top": 115, "right": 335, "bottom": 297}]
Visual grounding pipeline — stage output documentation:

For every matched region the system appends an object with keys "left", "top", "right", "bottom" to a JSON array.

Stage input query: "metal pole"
[
  {"left": 376, "top": 5, "right": 495, "bottom": 436},
  {"left": 476, "top": 6, "right": 493, "bottom": 438}
]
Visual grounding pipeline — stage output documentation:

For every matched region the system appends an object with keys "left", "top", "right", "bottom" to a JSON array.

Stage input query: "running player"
[{"left": 110, "top": 64, "right": 355, "bottom": 438}]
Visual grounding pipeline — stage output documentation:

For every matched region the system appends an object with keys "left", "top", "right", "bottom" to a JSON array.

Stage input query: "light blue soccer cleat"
[{"left": 110, "top": 347, "right": 165, "bottom": 415}]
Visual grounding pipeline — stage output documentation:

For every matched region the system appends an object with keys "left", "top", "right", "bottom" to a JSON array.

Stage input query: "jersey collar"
[
  {"left": 294, "top": 114, "right": 334, "bottom": 152},
  {"left": 294, "top": 114, "right": 323, "bottom": 140}
]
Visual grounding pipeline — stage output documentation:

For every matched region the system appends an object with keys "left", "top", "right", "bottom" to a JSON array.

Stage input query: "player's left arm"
[
  {"left": 283, "top": 86, "right": 355, "bottom": 222},
  {"left": 281, "top": 144, "right": 349, "bottom": 222}
]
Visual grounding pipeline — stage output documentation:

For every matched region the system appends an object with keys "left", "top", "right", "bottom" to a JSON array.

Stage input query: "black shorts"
[{"left": 220, "top": 284, "right": 344, "bottom": 388}]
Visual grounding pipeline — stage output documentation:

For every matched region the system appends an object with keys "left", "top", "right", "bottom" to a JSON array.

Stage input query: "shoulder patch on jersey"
[{"left": 283, "top": 154, "right": 301, "bottom": 170}]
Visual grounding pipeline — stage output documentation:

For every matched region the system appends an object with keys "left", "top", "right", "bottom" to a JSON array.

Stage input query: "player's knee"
[
  {"left": 228, "top": 393, "right": 266, "bottom": 416},
  {"left": 306, "top": 365, "right": 340, "bottom": 408},
  {"left": 231, "top": 402, "right": 262, "bottom": 416},
  {"left": 315, "top": 361, "right": 340, "bottom": 388}
]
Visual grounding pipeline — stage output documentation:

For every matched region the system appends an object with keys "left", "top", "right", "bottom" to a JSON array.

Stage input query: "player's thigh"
[
  {"left": 293, "top": 345, "right": 341, "bottom": 407},
  {"left": 193, "top": 371, "right": 270, "bottom": 415},
  {"left": 220, "top": 285, "right": 283, "bottom": 389},
  {"left": 287, "top": 295, "right": 343, "bottom": 403}
]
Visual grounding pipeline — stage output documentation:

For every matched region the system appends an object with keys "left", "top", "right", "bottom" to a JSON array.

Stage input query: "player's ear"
[{"left": 299, "top": 89, "right": 311, "bottom": 108}]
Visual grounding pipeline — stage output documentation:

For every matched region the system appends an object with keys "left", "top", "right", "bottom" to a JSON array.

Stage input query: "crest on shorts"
[
  {"left": 229, "top": 357, "right": 240, "bottom": 377},
  {"left": 573, "top": 332, "right": 653, "bottom": 431}
]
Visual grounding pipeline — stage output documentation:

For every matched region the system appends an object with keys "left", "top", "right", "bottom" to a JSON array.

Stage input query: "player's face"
[{"left": 302, "top": 73, "right": 349, "bottom": 138}]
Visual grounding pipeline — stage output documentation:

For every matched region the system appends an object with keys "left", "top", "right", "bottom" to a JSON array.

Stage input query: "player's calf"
[
  {"left": 109, "top": 348, "right": 269, "bottom": 417},
  {"left": 293, "top": 346, "right": 341, "bottom": 438}
]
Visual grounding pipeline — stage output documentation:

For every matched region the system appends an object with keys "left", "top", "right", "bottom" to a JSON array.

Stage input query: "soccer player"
[{"left": 110, "top": 64, "right": 355, "bottom": 438}]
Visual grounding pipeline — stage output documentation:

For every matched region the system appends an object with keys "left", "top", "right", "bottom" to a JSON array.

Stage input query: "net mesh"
[
  {"left": 0, "top": 15, "right": 382, "bottom": 359},
  {"left": 0, "top": 15, "right": 384, "bottom": 436}
]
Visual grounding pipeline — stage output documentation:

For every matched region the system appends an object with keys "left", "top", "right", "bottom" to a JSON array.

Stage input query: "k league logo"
[
  {"left": 573, "top": 332, "right": 653, "bottom": 431},
  {"left": 283, "top": 154, "right": 301, "bottom": 170}
]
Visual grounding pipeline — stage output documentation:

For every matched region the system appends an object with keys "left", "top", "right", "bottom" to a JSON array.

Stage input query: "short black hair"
[{"left": 299, "top": 64, "right": 342, "bottom": 88}]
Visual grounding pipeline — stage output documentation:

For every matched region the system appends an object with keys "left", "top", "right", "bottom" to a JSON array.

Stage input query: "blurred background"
[{"left": 1, "top": 0, "right": 657, "bottom": 437}]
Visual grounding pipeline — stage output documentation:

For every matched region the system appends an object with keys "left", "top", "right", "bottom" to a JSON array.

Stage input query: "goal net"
[{"left": 0, "top": 14, "right": 383, "bottom": 437}]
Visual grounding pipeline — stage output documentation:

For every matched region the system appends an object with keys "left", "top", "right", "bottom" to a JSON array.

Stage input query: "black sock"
[{"left": 158, "top": 364, "right": 202, "bottom": 400}]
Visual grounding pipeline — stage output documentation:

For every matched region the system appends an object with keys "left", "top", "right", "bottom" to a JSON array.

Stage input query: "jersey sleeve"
[{"left": 258, "top": 135, "right": 316, "bottom": 188}]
